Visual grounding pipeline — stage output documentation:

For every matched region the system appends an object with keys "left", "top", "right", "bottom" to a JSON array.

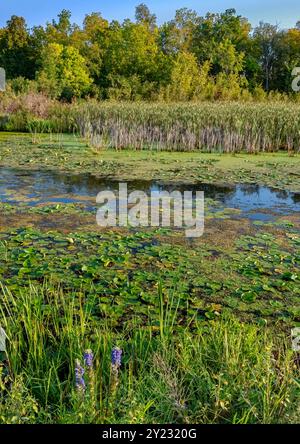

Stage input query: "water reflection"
[{"left": 0, "top": 167, "right": 300, "bottom": 216}]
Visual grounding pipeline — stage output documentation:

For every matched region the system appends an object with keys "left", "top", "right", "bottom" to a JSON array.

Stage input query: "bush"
[{"left": 0, "top": 92, "right": 52, "bottom": 118}]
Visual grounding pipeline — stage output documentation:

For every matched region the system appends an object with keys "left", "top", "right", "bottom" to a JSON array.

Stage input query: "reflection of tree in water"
[
  {"left": 239, "top": 184, "right": 260, "bottom": 196},
  {"left": 2, "top": 167, "right": 300, "bottom": 211},
  {"left": 148, "top": 183, "right": 237, "bottom": 210},
  {"left": 239, "top": 184, "right": 296, "bottom": 205},
  {"left": 274, "top": 189, "right": 289, "bottom": 200},
  {"left": 42, "top": 172, "right": 110, "bottom": 195},
  {"left": 292, "top": 193, "right": 300, "bottom": 204}
]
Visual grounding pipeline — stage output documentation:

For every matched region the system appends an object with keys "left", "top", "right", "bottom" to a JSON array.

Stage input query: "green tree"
[
  {"left": 192, "top": 9, "right": 250, "bottom": 63},
  {"left": 54, "top": 9, "right": 72, "bottom": 35},
  {"left": 165, "top": 52, "right": 212, "bottom": 101},
  {"left": 37, "top": 43, "right": 92, "bottom": 100},
  {"left": 159, "top": 8, "right": 200, "bottom": 54},
  {"left": 135, "top": 4, "right": 157, "bottom": 30},
  {"left": 0, "top": 5, "right": 297, "bottom": 99},
  {"left": 100, "top": 19, "right": 165, "bottom": 99},
  {"left": 0, "top": 16, "right": 34, "bottom": 79},
  {"left": 168, "top": 51, "right": 200, "bottom": 100},
  {"left": 45, "top": 10, "right": 76, "bottom": 46},
  {"left": 214, "top": 39, "right": 245, "bottom": 75},
  {"left": 272, "top": 27, "right": 300, "bottom": 92},
  {"left": 253, "top": 22, "right": 279, "bottom": 91},
  {"left": 81, "top": 13, "right": 110, "bottom": 89}
]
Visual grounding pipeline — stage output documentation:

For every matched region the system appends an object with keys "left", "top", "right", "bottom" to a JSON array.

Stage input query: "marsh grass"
[
  {"left": 75, "top": 102, "right": 300, "bottom": 153},
  {"left": 0, "top": 282, "right": 298, "bottom": 424},
  {"left": 2, "top": 100, "right": 300, "bottom": 153}
]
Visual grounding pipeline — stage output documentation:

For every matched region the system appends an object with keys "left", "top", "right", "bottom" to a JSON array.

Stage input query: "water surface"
[{"left": 0, "top": 167, "right": 300, "bottom": 221}]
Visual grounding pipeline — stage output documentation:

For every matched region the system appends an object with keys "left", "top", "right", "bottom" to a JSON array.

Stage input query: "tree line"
[{"left": 0, "top": 4, "right": 299, "bottom": 101}]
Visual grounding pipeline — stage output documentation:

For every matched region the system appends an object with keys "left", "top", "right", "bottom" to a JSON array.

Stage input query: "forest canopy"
[{"left": 0, "top": 4, "right": 299, "bottom": 101}]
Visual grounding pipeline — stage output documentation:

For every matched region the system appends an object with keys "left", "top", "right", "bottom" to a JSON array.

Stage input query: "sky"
[{"left": 0, "top": 0, "right": 299, "bottom": 30}]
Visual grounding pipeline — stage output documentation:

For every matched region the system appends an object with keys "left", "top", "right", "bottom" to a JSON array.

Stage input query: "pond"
[{"left": 0, "top": 167, "right": 300, "bottom": 222}]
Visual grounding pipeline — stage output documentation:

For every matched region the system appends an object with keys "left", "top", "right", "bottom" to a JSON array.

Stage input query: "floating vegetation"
[
  {"left": 0, "top": 222, "right": 299, "bottom": 327},
  {"left": 0, "top": 131, "right": 299, "bottom": 423},
  {"left": 1, "top": 134, "right": 299, "bottom": 192}
]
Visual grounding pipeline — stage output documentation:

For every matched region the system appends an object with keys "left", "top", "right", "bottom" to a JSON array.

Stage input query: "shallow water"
[{"left": 0, "top": 167, "right": 300, "bottom": 221}]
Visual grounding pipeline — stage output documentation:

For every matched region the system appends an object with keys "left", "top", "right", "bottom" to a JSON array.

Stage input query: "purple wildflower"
[
  {"left": 84, "top": 349, "right": 94, "bottom": 368},
  {"left": 75, "top": 359, "right": 85, "bottom": 392},
  {"left": 111, "top": 347, "right": 122, "bottom": 368}
]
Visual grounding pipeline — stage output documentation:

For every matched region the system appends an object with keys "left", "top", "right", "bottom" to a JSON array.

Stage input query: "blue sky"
[{"left": 0, "top": 0, "right": 299, "bottom": 29}]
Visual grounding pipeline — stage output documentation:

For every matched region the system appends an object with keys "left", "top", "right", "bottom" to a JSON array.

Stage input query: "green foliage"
[
  {"left": 0, "top": 375, "right": 39, "bottom": 424},
  {"left": 135, "top": 3, "right": 157, "bottom": 30},
  {"left": 7, "top": 77, "right": 36, "bottom": 95},
  {"left": 214, "top": 39, "right": 245, "bottom": 75},
  {"left": 0, "top": 6, "right": 299, "bottom": 100},
  {"left": 0, "top": 281, "right": 298, "bottom": 423},
  {"left": 0, "top": 16, "right": 36, "bottom": 79},
  {"left": 101, "top": 19, "right": 164, "bottom": 100},
  {"left": 0, "top": 135, "right": 299, "bottom": 423},
  {"left": 0, "top": 218, "right": 299, "bottom": 328},
  {"left": 164, "top": 52, "right": 203, "bottom": 101},
  {"left": 37, "top": 43, "right": 92, "bottom": 100}
]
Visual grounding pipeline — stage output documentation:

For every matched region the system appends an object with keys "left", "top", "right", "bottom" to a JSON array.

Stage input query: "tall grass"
[
  {"left": 1, "top": 96, "right": 300, "bottom": 153},
  {"left": 1, "top": 97, "right": 300, "bottom": 153},
  {"left": 75, "top": 102, "right": 300, "bottom": 153},
  {"left": 0, "top": 282, "right": 298, "bottom": 424}
]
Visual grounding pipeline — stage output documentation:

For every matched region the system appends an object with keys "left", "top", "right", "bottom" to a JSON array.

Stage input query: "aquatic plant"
[
  {"left": 0, "top": 283, "right": 298, "bottom": 424},
  {"left": 111, "top": 348, "right": 122, "bottom": 370},
  {"left": 75, "top": 102, "right": 300, "bottom": 153},
  {"left": 2, "top": 100, "right": 300, "bottom": 153},
  {"left": 84, "top": 350, "right": 94, "bottom": 369},
  {"left": 0, "top": 201, "right": 299, "bottom": 423},
  {"left": 110, "top": 347, "right": 122, "bottom": 394},
  {"left": 75, "top": 359, "right": 86, "bottom": 393}
]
